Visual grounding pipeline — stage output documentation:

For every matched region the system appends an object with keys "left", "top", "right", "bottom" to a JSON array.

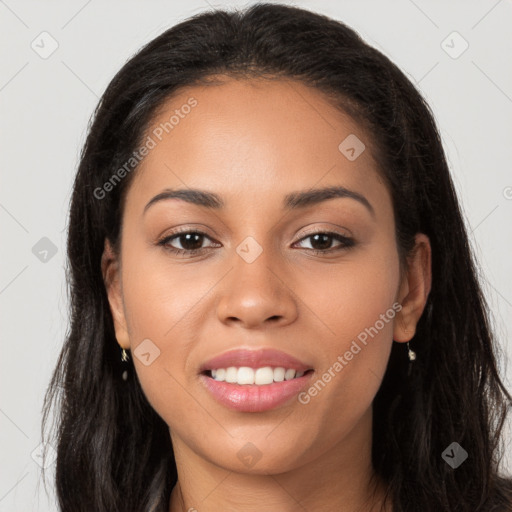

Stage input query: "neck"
[{"left": 168, "top": 407, "right": 391, "bottom": 512}]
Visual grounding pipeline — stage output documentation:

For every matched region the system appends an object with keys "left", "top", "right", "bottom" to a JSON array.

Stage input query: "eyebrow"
[{"left": 143, "top": 185, "right": 375, "bottom": 217}]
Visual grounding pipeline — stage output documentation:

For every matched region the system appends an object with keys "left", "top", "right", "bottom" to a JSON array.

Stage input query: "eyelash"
[{"left": 156, "top": 227, "right": 355, "bottom": 257}]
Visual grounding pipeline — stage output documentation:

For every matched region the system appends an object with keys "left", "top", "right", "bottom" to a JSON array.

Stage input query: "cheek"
[
  {"left": 121, "top": 242, "right": 205, "bottom": 338},
  {"left": 295, "top": 241, "right": 400, "bottom": 415},
  {"left": 117, "top": 243, "right": 202, "bottom": 406},
  {"left": 297, "top": 239, "right": 400, "bottom": 353}
]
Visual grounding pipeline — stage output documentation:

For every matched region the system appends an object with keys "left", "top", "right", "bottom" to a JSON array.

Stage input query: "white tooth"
[
  {"left": 273, "top": 367, "right": 285, "bottom": 382},
  {"left": 284, "top": 369, "right": 296, "bottom": 380},
  {"left": 237, "top": 367, "right": 255, "bottom": 385},
  {"left": 211, "top": 367, "right": 304, "bottom": 385},
  {"left": 225, "top": 367, "right": 238, "bottom": 383},
  {"left": 255, "top": 366, "right": 274, "bottom": 385},
  {"left": 214, "top": 368, "right": 225, "bottom": 381}
]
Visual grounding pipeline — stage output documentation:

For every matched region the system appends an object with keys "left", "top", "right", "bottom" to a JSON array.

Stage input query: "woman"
[{"left": 41, "top": 3, "right": 512, "bottom": 511}]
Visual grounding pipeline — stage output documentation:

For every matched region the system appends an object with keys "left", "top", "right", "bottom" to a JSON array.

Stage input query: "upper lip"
[{"left": 199, "top": 348, "right": 313, "bottom": 373}]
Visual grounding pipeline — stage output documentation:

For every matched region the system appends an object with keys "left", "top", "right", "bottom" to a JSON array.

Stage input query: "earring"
[
  {"left": 120, "top": 347, "right": 130, "bottom": 381},
  {"left": 407, "top": 342, "right": 416, "bottom": 362}
]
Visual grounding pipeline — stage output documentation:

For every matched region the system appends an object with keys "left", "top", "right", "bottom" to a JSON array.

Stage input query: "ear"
[
  {"left": 393, "top": 233, "right": 432, "bottom": 343},
  {"left": 101, "top": 238, "right": 130, "bottom": 350}
]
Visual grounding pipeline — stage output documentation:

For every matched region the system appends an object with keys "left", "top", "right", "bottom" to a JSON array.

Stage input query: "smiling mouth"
[{"left": 201, "top": 367, "right": 315, "bottom": 386}]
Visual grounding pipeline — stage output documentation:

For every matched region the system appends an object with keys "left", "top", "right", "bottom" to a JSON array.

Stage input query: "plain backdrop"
[{"left": 1, "top": 0, "right": 511, "bottom": 510}]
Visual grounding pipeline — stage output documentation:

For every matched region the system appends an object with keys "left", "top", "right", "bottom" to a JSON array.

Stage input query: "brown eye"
[
  {"left": 171, "top": 232, "right": 206, "bottom": 251},
  {"left": 157, "top": 230, "right": 219, "bottom": 256},
  {"left": 294, "top": 231, "right": 355, "bottom": 253}
]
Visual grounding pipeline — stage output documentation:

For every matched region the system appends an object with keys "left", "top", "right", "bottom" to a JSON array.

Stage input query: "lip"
[
  {"left": 198, "top": 348, "right": 314, "bottom": 412},
  {"left": 199, "top": 348, "right": 313, "bottom": 373},
  {"left": 199, "top": 372, "right": 314, "bottom": 412}
]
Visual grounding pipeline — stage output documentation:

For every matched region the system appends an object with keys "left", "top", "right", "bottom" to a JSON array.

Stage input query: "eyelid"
[
  {"left": 296, "top": 225, "right": 352, "bottom": 239},
  {"left": 293, "top": 229, "right": 355, "bottom": 252},
  {"left": 158, "top": 227, "right": 219, "bottom": 247}
]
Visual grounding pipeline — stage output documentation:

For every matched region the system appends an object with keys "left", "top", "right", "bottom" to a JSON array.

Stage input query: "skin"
[{"left": 102, "top": 77, "right": 431, "bottom": 512}]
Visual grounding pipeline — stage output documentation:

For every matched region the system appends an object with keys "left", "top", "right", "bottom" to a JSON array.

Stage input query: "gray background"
[{"left": 1, "top": 0, "right": 511, "bottom": 509}]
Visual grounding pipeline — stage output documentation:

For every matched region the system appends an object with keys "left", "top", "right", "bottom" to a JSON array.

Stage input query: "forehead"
[{"left": 126, "top": 77, "right": 387, "bottom": 214}]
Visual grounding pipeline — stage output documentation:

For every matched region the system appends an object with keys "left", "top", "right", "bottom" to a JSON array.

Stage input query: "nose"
[{"left": 216, "top": 245, "right": 299, "bottom": 329}]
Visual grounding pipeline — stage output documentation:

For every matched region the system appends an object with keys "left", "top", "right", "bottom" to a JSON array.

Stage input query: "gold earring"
[
  {"left": 121, "top": 348, "right": 130, "bottom": 362},
  {"left": 120, "top": 347, "right": 130, "bottom": 381},
  {"left": 407, "top": 342, "right": 416, "bottom": 361}
]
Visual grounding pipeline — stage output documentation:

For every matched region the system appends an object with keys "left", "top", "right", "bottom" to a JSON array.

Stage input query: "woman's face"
[{"left": 103, "top": 77, "right": 429, "bottom": 475}]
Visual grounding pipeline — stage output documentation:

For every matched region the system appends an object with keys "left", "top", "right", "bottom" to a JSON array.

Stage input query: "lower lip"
[{"left": 199, "top": 372, "right": 313, "bottom": 412}]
